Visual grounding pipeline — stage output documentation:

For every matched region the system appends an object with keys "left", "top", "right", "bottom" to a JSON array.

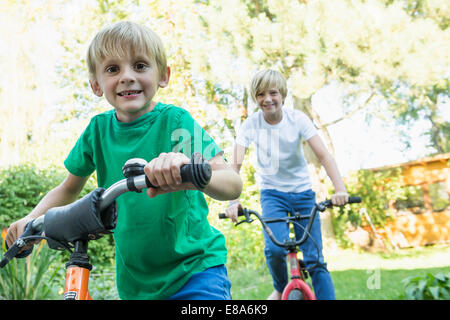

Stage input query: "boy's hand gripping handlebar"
[
  {"left": 99, "top": 152, "right": 210, "bottom": 211},
  {"left": 0, "top": 152, "right": 211, "bottom": 268},
  {"left": 122, "top": 152, "right": 211, "bottom": 191}
]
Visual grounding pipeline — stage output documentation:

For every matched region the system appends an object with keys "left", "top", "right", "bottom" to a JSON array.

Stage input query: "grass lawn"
[
  {"left": 228, "top": 244, "right": 450, "bottom": 300},
  {"left": 332, "top": 267, "right": 450, "bottom": 299}
]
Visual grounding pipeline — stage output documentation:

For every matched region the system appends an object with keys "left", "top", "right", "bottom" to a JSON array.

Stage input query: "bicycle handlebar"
[
  {"left": 0, "top": 153, "right": 211, "bottom": 268},
  {"left": 219, "top": 196, "right": 362, "bottom": 248},
  {"left": 218, "top": 196, "right": 361, "bottom": 219},
  {"left": 99, "top": 156, "right": 211, "bottom": 211}
]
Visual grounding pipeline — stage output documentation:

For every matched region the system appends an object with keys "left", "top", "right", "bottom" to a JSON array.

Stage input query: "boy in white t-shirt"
[{"left": 225, "top": 69, "right": 348, "bottom": 300}]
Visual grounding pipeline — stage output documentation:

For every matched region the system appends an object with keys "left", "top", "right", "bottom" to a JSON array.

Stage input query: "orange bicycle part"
[
  {"left": 62, "top": 240, "right": 93, "bottom": 300},
  {"left": 64, "top": 266, "right": 92, "bottom": 300}
]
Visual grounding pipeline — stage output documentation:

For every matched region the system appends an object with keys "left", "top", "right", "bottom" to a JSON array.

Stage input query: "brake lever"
[
  {"left": 0, "top": 220, "right": 40, "bottom": 268},
  {"left": 234, "top": 208, "right": 254, "bottom": 226},
  {"left": 317, "top": 200, "right": 332, "bottom": 212}
]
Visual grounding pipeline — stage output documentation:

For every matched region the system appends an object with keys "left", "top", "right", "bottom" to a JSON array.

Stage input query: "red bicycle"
[{"left": 220, "top": 196, "right": 361, "bottom": 300}]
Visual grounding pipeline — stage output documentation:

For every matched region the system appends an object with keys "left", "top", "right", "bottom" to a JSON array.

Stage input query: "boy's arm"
[
  {"left": 204, "top": 153, "right": 243, "bottom": 201},
  {"left": 5, "top": 173, "right": 89, "bottom": 247},
  {"left": 306, "top": 134, "right": 349, "bottom": 205},
  {"left": 230, "top": 143, "right": 247, "bottom": 174},
  {"left": 144, "top": 152, "right": 243, "bottom": 201},
  {"left": 224, "top": 143, "right": 247, "bottom": 222}
]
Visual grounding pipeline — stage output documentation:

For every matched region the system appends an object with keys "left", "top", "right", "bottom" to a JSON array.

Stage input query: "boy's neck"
[
  {"left": 115, "top": 101, "right": 157, "bottom": 123},
  {"left": 263, "top": 110, "right": 283, "bottom": 125}
]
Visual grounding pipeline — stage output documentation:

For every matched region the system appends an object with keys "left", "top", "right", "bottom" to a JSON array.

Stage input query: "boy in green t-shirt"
[{"left": 6, "top": 21, "right": 242, "bottom": 300}]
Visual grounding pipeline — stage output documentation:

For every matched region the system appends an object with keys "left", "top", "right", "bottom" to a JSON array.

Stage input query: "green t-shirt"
[{"left": 64, "top": 102, "right": 227, "bottom": 299}]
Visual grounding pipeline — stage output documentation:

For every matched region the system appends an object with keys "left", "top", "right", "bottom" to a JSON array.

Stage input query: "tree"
[{"left": 380, "top": 80, "right": 449, "bottom": 153}]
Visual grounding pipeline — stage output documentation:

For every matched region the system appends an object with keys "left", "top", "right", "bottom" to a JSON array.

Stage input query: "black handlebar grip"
[
  {"left": 180, "top": 162, "right": 211, "bottom": 189},
  {"left": 348, "top": 196, "right": 362, "bottom": 204},
  {"left": 144, "top": 153, "right": 212, "bottom": 190}
]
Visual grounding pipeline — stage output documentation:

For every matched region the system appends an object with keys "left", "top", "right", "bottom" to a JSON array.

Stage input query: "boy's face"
[
  {"left": 255, "top": 87, "right": 284, "bottom": 119},
  {"left": 89, "top": 52, "right": 170, "bottom": 122}
]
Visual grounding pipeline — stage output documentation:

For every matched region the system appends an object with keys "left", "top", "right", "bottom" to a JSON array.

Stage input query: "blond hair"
[
  {"left": 86, "top": 21, "right": 167, "bottom": 79},
  {"left": 249, "top": 69, "right": 287, "bottom": 102}
]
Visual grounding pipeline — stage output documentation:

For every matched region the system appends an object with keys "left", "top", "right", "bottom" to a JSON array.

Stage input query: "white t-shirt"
[{"left": 235, "top": 108, "right": 317, "bottom": 193}]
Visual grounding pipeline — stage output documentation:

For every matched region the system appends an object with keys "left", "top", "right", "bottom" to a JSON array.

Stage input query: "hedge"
[{"left": 0, "top": 164, "right": 115, "bottom": 268}]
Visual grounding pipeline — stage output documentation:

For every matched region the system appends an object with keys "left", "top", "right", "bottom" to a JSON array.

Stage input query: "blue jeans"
[
  {"left": 260, "top": 189, "right": 336, "bottom": 300},
  {"left": 168, "top": 265, "right": 232, "bottom": 300}
]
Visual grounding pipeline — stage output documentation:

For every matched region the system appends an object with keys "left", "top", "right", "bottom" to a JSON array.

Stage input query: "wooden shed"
[{"left": 369, "top": 153, "right": 449, "bottom": 248}]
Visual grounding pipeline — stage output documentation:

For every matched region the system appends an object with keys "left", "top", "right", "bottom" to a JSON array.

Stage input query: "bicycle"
[
  {"left": 219, "top": 196, "right": 362, "bottom": 300},
  {"left": 0, "top": 153, "right": 211, "bottom": 300}
]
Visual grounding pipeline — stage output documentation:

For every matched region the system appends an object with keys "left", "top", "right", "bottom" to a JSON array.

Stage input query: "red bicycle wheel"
[{"left": 282, "top": 279, "right": 316, "bottom": 300}]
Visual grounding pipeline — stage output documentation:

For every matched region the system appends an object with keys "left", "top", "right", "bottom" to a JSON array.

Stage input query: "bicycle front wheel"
[
  {"left": 282, "top": 279, "right": 316, "bottom": 300},
  {"left": 287, "top": 289, "right": 305, "bottom": 300}
]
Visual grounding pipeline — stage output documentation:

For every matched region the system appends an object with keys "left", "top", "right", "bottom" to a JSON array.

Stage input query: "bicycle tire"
[
  {"left": 287, "top": 289, "right": 305, "bottom": 300},
  {"left": 282, "top": 279, "right": 316, "bottom": 300}
]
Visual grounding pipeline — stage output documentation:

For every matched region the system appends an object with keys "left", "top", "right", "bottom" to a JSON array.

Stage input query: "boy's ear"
[
  {"left": 89, "top": 78, "right": 103, "bottom": 97},
  {"left": 158, "top": 66, "right": 171, "bottom": 88}
]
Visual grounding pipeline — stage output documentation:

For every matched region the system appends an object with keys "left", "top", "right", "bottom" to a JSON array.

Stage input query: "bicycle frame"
[
  {"left": 281, "top": 251, "right": 315, "bottom": 300},
  {"left": 263, "top": 213, "right": 317, "bottom": 300},
  {"left": 65, "top": 266, "right": 92, "bottom": 300},
  {"left": 63, "top": 240, "right": 92, "bottom": 300},
  {"left": 232, "top": 208, "right": 318, "bottom": 300}
]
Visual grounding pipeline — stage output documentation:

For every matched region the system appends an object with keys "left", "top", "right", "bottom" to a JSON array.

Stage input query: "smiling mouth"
[{"left": 117, "top": 90, "right": 143, "bottom": 96}]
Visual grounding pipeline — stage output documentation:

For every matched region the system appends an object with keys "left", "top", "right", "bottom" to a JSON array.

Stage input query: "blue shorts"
[{"left": 167, "top": 265, "right": 232, "bottom": 300}]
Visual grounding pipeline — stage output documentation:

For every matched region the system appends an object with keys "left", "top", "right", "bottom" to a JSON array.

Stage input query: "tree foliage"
[
  {"left": 189, "top": 0, "right": 449, "bottom": 156},
  {"left": 1, "top": 0, "right": 447, "bottom": 166}
]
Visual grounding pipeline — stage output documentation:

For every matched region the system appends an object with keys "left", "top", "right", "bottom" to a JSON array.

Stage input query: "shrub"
[
  {"left": 0, "top": 240, "right": 63, "bottom": 300},
  {"left": 89, "top": 265, "right": 119, "bottom": 300},
  {"left": 400, "top": 272, "right": 450, "bottom": 300},
  {"left": 0, "top": 164, "right": 115, "bottom": 268},
  {"left": 0, "top": 164, "right": 67, "bottom": 227},
  {"left": 330, "top": 168, "right": 405, "bottom": 247}
]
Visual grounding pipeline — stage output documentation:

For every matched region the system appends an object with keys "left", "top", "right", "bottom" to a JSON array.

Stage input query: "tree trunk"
[{"left": 427, "top": 106, "right": 446, "bottom": 154}]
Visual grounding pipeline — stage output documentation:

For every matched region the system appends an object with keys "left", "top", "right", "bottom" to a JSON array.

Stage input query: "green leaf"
[
  {"left": 428, "top": 286, "right": 440, "bottom": 300},
  {"left": 439, "top": 287, "right": 450, "bottom": 300},
  {"left": 418, "top": 279, "right": 428, "bottom": 293},
  {"left": 405, "top": 286, "right": 417, "bottom": 300},
  {"left": 433, "top": 273, "right": 447, "bottom": 282}
]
